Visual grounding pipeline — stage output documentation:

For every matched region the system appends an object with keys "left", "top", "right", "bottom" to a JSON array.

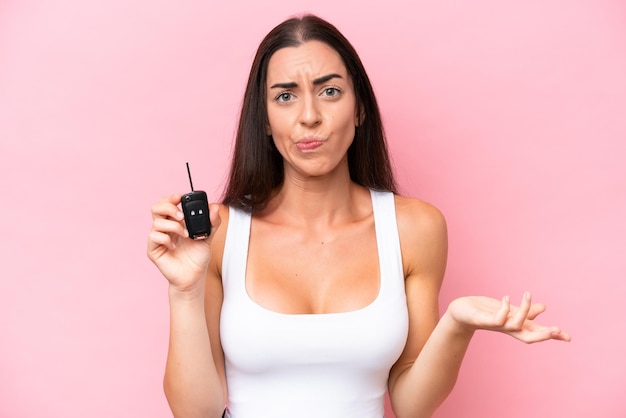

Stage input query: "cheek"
[
  {"left": 266, "top": 107, "right": 289, "bottom": 136},
  {"left": 331, "top": 105, "right": 358, "bottom": 132}
]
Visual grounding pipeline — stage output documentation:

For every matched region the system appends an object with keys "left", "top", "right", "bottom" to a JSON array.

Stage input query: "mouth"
[{"left": 295, "top": 136, "right": 325, "bottom": 151}]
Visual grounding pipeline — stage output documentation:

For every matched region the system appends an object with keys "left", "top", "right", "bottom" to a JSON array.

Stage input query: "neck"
[{"left": 262, "top": 171, "right": 367, "bottom": 229}]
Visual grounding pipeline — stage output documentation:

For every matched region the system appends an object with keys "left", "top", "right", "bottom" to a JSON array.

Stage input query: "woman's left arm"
[{"left": 388, "top": 197, "right": 570, "bottom": 418}]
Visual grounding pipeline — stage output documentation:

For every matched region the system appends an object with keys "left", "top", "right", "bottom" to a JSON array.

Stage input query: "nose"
[{"left": 299, "top": 94, "right": 321, "bottom": 127}]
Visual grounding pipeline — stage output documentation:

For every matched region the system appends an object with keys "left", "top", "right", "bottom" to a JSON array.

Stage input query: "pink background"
[{"left": 1, "top": 1, "right": 625, "bottom": 417}]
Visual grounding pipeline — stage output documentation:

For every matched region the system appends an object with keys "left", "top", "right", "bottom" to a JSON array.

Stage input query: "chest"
[{"left": 245, "top": 217, "right": 380, "bottom": 314}]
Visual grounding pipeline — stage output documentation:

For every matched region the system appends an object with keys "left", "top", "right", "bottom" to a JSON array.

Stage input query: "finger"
[
  {"left": 549, "top": 327, "right": 572, "bottom": 342},
  {"left": 510, "top": 292, "right": 532, "bottom": 330},
  {"left": 208, "top": 203, "right": 222, "bottom": 232},
  {"left": 148, "top": 229, "right": 177, "bottom": 252},
  {"left": 165, "top": 193, "right": 182, "bottom": 205},
  {"left": 546, "top": 326, "right": 572, "bottom": 342},
  {"left": 527, "top": 303, "right": 546, "bottom": 320},
  {"left": 155, "top": 193, "right": 182, "bottom": 207},
  {"left": 494, "top": 296, "right": 510, "bottom": 326},
  {"left": 152, "top": 217, "right": 189, "bottom": 239},
  {"left": 515, "top": 326, "right": 571, "bottom": 344},
  {"left": 152, "top": 198, "right": 185, "bottom": 221}
]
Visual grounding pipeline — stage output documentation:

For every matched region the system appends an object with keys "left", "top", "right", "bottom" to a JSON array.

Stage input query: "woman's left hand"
[{"left": 447, "top": 293, "right": 571, "bottom": 343}]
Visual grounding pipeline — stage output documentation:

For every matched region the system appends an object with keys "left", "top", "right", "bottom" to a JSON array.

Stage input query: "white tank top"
[{"left": 220, "top": 190, "right": 409, "bottom": 418}]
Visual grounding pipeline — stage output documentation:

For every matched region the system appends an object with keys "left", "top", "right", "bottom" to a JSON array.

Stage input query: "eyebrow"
[{"left": 269, "top": 73, "right": 343, "bottom": 89}]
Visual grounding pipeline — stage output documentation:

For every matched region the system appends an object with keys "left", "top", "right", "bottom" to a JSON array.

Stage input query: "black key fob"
[
  {"left": 182, "top": 162, "right": 211, "bottom": 240},
  {"left": 182, "top": 190, "right": 210, "bottom": 240}
]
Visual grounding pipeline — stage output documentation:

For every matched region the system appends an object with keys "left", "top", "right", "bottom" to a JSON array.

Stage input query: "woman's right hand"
[{"left": 147, "top": 194, "right": 221, "bottom": 293}]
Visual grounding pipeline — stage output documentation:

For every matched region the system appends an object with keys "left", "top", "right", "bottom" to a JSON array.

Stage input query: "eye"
[
  {"left": 275, "top": 92, "right": 294, "bottom": 103},
  {"left": 322, "top": 87, "right": 340, "bottom": 98}
]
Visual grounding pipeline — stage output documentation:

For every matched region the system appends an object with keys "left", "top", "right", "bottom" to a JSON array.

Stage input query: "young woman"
[{"left": 147, "top": 14, "right": 570, "bottom": 418}]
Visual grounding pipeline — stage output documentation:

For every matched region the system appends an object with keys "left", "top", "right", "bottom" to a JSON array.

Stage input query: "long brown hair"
[{"left": 221, "top": 14, "right": 396, "bottom": 213}]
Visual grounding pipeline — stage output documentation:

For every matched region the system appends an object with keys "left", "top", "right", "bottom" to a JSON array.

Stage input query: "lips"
[{"left": 295, "top": 137, "right": 325, "bottom": 151}]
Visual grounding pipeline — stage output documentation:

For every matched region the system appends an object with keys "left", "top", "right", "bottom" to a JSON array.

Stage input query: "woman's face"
[{"left": 265, "top": 40, "right": 359, "bottom": 181}]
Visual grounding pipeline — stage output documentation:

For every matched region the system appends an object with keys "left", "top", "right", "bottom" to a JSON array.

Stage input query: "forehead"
[{"left": 266, "top": 40, "right": 348, "bottom": 81}]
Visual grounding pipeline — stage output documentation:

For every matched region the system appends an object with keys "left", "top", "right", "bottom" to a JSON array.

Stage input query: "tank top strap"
[
  {"left": 221, "top": 205, "right": 251, "bottom": 295},
  {"left": 370, "top": 189, "right": 403, "bottom": 294}
]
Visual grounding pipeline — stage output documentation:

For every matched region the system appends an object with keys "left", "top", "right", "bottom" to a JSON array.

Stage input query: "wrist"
[
  {"left": 441, "top": 306, "right": 476, "bottom": 339},
  {"left": 168, "top": 282, "right": 206, "bottom": 303}
]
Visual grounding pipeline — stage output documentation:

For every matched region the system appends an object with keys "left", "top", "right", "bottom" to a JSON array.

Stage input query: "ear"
[{"left": 266, "top": 124, "right": 272, "bottom": 136}]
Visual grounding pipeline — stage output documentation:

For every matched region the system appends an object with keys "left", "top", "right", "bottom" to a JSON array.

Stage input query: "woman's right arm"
[{"left": 147, "top": 194, "right": 227, "bottom": 418}]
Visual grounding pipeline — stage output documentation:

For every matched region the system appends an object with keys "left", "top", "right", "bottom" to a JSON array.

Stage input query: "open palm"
[{"left": 448, "top": 293, "right": 571, "bottom": 343}]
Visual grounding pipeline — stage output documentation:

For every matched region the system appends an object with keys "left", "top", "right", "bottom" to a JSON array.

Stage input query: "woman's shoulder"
[
  {"left": 392, "top": 194, "right": 448, "bottom": 277},
  {"left": 393, "top": 194, "right": 447, "bottom": 235}
]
